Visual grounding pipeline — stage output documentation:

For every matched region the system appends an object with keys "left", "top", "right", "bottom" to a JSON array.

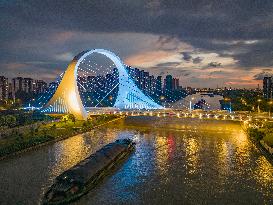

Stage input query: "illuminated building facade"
[
  {"left": 263, "top": 76, "right": 273, "bottom": 99},
  {"left": 0, "top": 76, "right": 9, "bottom": 100}
]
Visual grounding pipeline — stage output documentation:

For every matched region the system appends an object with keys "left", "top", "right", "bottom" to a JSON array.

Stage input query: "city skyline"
[
  {"left": 2, "top": 1, "right": 273, "bottom": 88},
  {"left": 0, "top": 65, "right": 184, "bottom": 104},
  {"left": 0, "top": 2, "right": 273, "bottom": 203}
]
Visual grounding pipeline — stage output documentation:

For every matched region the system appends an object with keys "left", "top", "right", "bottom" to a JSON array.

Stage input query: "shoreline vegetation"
[
  {"left": 0, "top": 114, "right": 122, "bottom": 160},
  {"left": 244, "top": 121, "right": 273, "bottom": 164}
]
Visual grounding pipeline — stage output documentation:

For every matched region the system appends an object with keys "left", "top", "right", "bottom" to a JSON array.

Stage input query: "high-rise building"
[
  {"left": 143, "top": 72, "right": 149, "bottom": 93},
  {"left": 34, "top": 80, "right": 47, "bottom": 94},
  {"left": 164, "top": 75, "right": 173, "bottom": 93},
  {"left": 139, "top": 70, "right": 144, "bottom": 90},
  {"left": 77, "top": 76, "right": 87, "bottom": 92},
  {"left": 156, "top": 76, "right": 162, "bottom": 96},
  {"left": 86, "top": 76, "right": 95, "bottom": 91},
  {"left": 134, "top": 68, "right": 140, "bottom": 87},
  {"left": 263, "top": 76, "right": 273, "bottom": 99},
  {"left": 173, "top": 78, "right": 179, "bottom": 90},
  {"left": 12, "top": 77, "right": 23, "bottom": 94},
  {"left": 8, "top": 82, "right": 13, "bottom": 99},
  {"left": 11, "top": 77, "right": 47, "bottom": 100},
  {"left": 0, "top": 76, "right": 9, "bottom": 100},
  {"left": 126, "top": 66, "right": 135, "bottom": 79},
  {"left": 22, "top": 78, "right": 34, "bottom": 93},
  {"left": 48, "top": 82, "right": 59, "bottom": 93}
]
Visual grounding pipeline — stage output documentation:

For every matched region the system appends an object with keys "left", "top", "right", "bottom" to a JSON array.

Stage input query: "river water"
[{"left": 0, "top": 117, "right": 272, "bottom": 205}]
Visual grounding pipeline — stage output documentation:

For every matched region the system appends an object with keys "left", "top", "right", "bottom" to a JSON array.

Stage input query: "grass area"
[
  {"left": 263, "top": 133, "right": 273, "bottom": 147},
  {"left": 0, "top": 110, "right": 52, "bottom": 130},
  {"left": 247, "top": 121, "right": 273, "bottom": 147},
  {"left": 0, "top": 114, "right": 120, "bottom": 158}
]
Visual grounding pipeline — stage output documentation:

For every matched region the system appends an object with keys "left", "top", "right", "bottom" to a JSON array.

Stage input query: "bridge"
[
  {"left": 41, "top": 49, "right": 163, "bottom": 120},
  {"left": 38, "top": 49, "right": 273, "bottom": 123}
]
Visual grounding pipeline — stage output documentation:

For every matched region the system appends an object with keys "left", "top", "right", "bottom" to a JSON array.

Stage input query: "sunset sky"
[{"left": 1, "top": 0, "right": 273, "bottom": 88}]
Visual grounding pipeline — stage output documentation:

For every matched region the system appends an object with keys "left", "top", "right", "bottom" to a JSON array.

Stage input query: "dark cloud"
[
  {"left": 192, "top": 57, "right": 203, "bottom": 64},
  {"left": 208, "top": 62, "right": 222, "bottom": 67},
  {"left": 1, "top": 0, "right": 273, "bottom": 86},
  {"left": 156, "top": 62, "right": 180, "bottom": 67},
  {"left": 253, "top": 71, "right": 273, "bottom": 80},
  {"left": 156, "top": 35, "right": 178, "bottom": 51},
  {"left": 181, "top": 52, "right": 203, "bottom": 64},
  {"left": 181, "top": 52, "right": 192, "bottom": 61}
]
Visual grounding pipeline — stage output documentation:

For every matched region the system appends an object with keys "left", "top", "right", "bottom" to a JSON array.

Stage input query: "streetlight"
[
  {"left": 190, "top": 97, "right": 195, "bottom": 112},
  {"left": 257, "top": 99, "right": 262, "bottom": 113}
]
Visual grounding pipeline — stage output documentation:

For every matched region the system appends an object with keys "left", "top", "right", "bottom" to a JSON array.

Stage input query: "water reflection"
[
  {"left": 217, "top": 140, "right": 231, "bottom": 176},
  {"left": 0, "top": 117, "right": 272, "bottom": 205},
  {"left": 184, "top": 137, "right": 199, "bottom": 175},
  {"left": 254, "top": 156, "right": 273, "bottom": 186},
  {"left": 155, "top": 136, "right": 169, "bottom": 175},
  {"left": 52, "top": 135, "right": 86, "bottom": 174}
]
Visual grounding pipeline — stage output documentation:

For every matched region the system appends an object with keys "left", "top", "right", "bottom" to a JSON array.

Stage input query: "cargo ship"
[{"left": 43, "top": 138, "right": 135, "bottom": 205}]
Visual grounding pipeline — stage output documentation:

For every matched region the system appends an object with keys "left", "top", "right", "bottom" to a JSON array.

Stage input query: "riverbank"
[
  {"left": 242, "top": 121, "right": 273, "bottom": 164},
  {"left": 0, "top": 115, "right": 123, "bottom": 160}
]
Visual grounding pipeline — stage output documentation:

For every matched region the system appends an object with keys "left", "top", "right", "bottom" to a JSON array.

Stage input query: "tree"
[
  {"left": 62, "top": 115, "right": 68, "bottom": 124},
  {"left": 30, "top": 126, "right": 35, "bottom": 136},
  {"left": 0, "top": 116, "right": 6, "bottom": 127},
  {"left": 82, "top": 121, "right": 88, "bottom": 132},
  {"left": 68, "top": 114, "right": 76, "bottom": 124},
  {"left": 5, "top": 115, "right": 17, "bottom": 128}
]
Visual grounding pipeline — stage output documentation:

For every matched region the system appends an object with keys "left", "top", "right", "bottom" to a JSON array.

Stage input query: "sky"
[{"left": 1, "top": 0, "right": 273, "bottom": 88}]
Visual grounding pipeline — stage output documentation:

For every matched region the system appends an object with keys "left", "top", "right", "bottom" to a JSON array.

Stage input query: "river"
[{"left": 0, "top": 117, "right": 272, "bottom": 204}]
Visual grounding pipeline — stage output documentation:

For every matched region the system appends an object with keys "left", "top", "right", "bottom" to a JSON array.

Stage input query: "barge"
[{"left": 43, "top": 138, "right": 135, "bottom": 205}]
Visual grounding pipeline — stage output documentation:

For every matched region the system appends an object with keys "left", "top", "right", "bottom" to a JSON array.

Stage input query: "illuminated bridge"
[{"left": 41, "top": 49, "right": 163, "bottom": 120}]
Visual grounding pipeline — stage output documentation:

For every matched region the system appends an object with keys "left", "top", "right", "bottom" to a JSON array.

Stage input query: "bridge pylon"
[{"left": 42, "top": 49, "right": 163, "bottom": 120}]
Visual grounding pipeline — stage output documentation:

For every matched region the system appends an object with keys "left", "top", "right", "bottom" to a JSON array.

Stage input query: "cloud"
[
  {"left": 192, "top": 57, "right": 203, "bottom": 64},
  {"left": 208, "top": 62, "right": 222, "bottom": 67},
  {"left": 180, "top": 52, "right": 203, "bottom": 64},
  {"left": 55, "top": 52, "right": 75, "bottom": 61},
  {"left": 156, "top": 62, "right": 180, "bottom": 67},
  {"left": 125, "top": 50, "right": 173, "bottom": 68},
  {"left": 209, "top": 70, "right": 225, "bottom": 75},
  {"left": 181, "top": 52, "right": 192, "bottom": 61},
  {"left": 1, "top": 0, "right": 273, "bottom": 87},
  {"left": 253, "top": 71, "right": 273, "bottom": 80},
  {"left": 156, "top": 36, "right": 179, "bottom": 51},
  {"left": 225, "top": 81, "right": 258, "bottom": 86}
]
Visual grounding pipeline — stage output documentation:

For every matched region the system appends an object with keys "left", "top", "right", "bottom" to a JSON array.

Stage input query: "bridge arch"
[{"left": 43, "top": 49, "right": 163, "bottom": 120}]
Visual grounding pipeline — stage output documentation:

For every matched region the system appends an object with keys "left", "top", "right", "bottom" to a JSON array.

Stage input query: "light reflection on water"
[
  {"left": 0, "top": 117, "right": 272, "bottom": 205},
  {"left": 185, "top": 137, "right": 199, "bottom": 175}
]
